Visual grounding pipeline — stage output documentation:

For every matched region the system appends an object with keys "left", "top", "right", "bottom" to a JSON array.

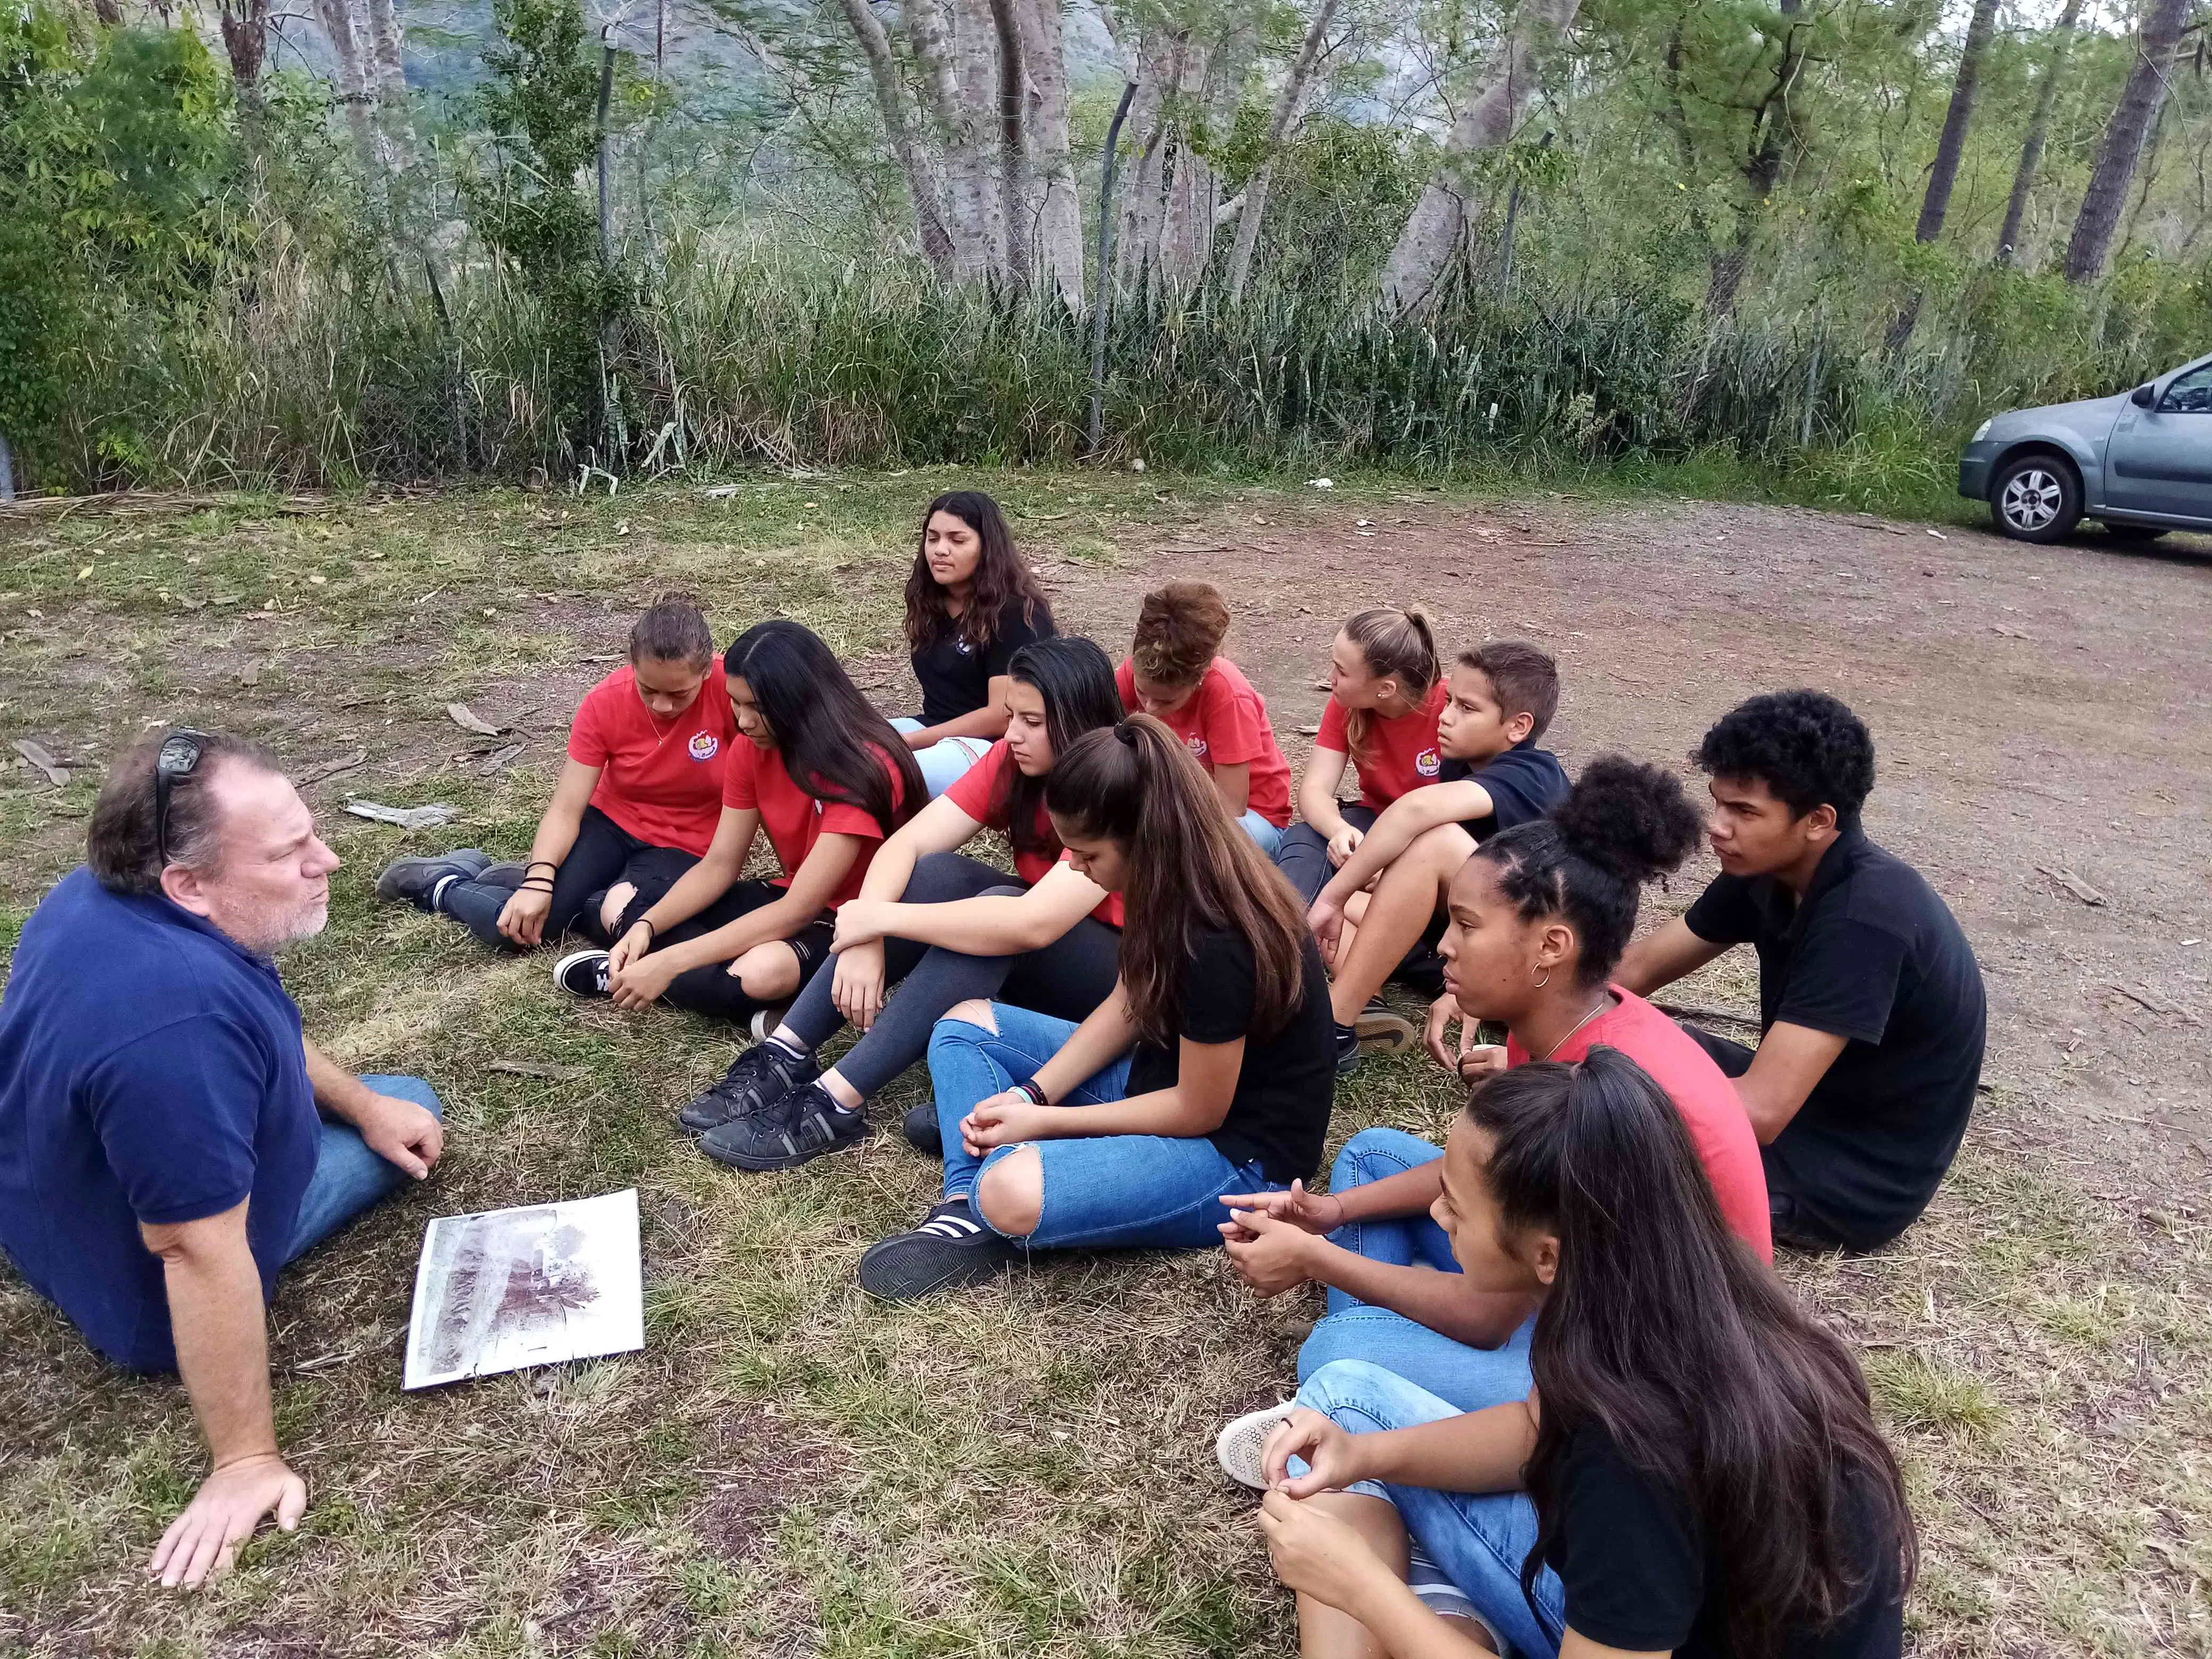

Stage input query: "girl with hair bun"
[
  {"left": 858, "top": 715, "right": 1337, "bottom": 1301},
  {"left": 1255, "top": 1048, "right": 1912, "bottom": 1659},
  {"left": 890, "top": 490, "right": 1057, "bottom": 797},
  {"left": 1214, "top": 757, "right": 1770, "bottom": 1440},
  {"left": 376, "top": 592, "right": 735, "bottom": 953}
]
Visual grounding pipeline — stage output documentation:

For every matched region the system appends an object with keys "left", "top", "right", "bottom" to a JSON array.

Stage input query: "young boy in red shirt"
[{"left": 1115, "top": 581, "right": 1293, "bottom": 853}]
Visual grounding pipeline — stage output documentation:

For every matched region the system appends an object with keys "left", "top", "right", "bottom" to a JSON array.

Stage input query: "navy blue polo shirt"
[
  {"left": 0, "top": 867, "right": 319, "bottom": 1372},
  {"left": 1438, "top": 738, "right": 1570, "bottom": 839}
]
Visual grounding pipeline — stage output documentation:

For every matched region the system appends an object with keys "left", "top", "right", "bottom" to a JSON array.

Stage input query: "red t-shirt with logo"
[
  {"left": 1505, "top": 986, "right": 1773, "bottom": 1260},
  {"left": 565, "top": 659, "right": 735, "bottom": 857},
  {"left": 1316, "top": 678, "right": 1451, "bottom": 811},
  {"left": 945, "top": 741, "right": 1125, "bottom": 928},
  {"left": 1116, "top": 656, "right": 1293, "bottom": 827},
  {"left": 721, "top": 740, "right": 906, "bottom": 909}
]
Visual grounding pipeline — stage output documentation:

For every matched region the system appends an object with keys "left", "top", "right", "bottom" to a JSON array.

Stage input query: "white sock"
[
  {"left": 766, "top": 1033, "right": 808, "bottom": 1060},
  {"left": 428, "top": 873, "right": 461, "bottom": 912}
]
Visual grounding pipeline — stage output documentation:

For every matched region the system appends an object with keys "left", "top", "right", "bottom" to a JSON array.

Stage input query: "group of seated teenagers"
[{"left": 0, "top": 485, "right": 1990, "bottom": 1648}]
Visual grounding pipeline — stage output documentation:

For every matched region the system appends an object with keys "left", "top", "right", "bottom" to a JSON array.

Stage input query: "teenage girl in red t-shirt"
[
  {"left": 678, "top": 636, "right": 1128, "bottom": 1171},
  {"left": 1273, "top": 606, "right": 1445, "bottom": 911},
  {"left": 553, "top": 619, "right": 922, "bottom": 1033},
  {"left": 375, "top": 593, "right": 735, "bottom": 951},
  {"left": 1213, "top": 758, "right": 1771, "bottom": 1423}
]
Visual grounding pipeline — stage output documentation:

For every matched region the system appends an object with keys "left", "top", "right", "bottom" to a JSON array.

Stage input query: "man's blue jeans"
[
  {"left": 1296, "top": 1359, "right": 1566, "bottom": 1659},
  {"left": 926, "top": 1003, "right": 1281, "bottom": 1248},
  {"left": 284, "top": 1075, "right": 445, "bottom": 1264},
  {"left": 1298, "top": 1127, "right": 1536, "bottom": 1414}
]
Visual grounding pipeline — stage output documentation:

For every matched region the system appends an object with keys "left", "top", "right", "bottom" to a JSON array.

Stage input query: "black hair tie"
[{"left": 1115, "top": 723, "right": 1139, "bottom": 747}]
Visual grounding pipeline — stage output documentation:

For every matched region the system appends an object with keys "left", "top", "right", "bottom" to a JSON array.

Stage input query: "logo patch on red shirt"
[
  {"left": 1186, "top": 735, "right": 1209, "bottom": 758},
  {"left": 1414, "top": 748, "right": 1442, "bottom": 777},
  {"left": 689, "top": 733, "right": 720, "bottom": 761}
]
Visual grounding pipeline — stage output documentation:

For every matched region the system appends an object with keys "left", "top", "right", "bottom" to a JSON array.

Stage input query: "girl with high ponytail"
[
  {"left": 858, "top": 714, "right": 1337, "bottom": 1301},
  {"left": 1213, "top": 756, "right": 1771, "bottom": 1434},
  {"left": 1255, "top": 1049, "right": 1913, "bottom": 1659}
]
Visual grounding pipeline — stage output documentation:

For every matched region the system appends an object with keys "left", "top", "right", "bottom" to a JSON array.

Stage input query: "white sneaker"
[
  {"left": 1214, "top": 1400, "right": 1297, "bottom": 1489},
  {"left": 554, "top": 949, "right": 611, "bottom": 999}
]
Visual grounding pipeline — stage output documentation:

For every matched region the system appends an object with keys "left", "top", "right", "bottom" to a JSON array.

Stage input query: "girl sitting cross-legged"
[
  {"left": 375, "top": 593, "right": 735, "bottom": 951},
  {"left": 857, "top": 715, "right": 1337, "bottom": 1301},
  {"left": 554, "top": 619, "right": 922, "bottom": 1040},
  {"left": 1252, "top": 1048, "right": 1913, "bottom": 1659},
  {"left": 678, "top": 636, "right": 1128, "bottom": 1171}
]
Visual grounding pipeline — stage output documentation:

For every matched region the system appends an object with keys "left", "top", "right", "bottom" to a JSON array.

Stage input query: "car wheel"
[
  {"left": 2102, "top": 522, "right": 2169, "bottom": 543},
  {"left": 1990, "top": 454, "right": 2081, "bottom": 543}
]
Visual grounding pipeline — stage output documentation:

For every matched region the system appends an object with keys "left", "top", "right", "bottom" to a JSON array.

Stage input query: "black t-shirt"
[
  {"left": 1683, "top": 824, "right": 1986, "bottom": 1250},
  {"left": 1437, "top": 739, "right": 1570, "bottom": 841},
  {"left": 1124, "top": 928, "right": 1335, "bottom": 1183},
  {"left": 1545, "top": 1421, "right": 1904, "bottom": 1658},
  {"left": 910, "top": 599, "right": 1055, "bottom": 728}
]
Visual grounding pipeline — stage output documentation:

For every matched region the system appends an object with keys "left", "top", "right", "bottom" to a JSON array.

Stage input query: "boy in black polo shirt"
[{"left": 1617, "top": 689, "right": 1985, "bottom": 1252}]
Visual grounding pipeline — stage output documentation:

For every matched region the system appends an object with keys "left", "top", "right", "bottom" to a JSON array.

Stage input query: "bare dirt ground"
[{"left": 2, "top": 476, "right": 2208, "bottom": 1657}]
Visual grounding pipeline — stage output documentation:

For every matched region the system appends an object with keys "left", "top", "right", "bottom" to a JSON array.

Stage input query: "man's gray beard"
[{"left": 234, "top": 900, "right": 330, "bottom": 958}]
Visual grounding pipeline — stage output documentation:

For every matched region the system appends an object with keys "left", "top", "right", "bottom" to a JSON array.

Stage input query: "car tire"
[
  {"left": 2102, "top": 522, "right": 2169, "bottom": 543},
  {"left": 1990, "top": 453, "right": 2081, "bottom": 543}
]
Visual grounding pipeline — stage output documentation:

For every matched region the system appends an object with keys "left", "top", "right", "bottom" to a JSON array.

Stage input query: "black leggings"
[
  {"left": 1272, "top": 802, "right": 1380, "bottom": 906},
  {"left": 780, "top": 851, "right": 1122, "bottom": 1103},
  {"left": 643, "top": 877, "right": 836, "bottom": 1024},
  {"left": 437, "top": 806, "right": 697, "bottom": 951}
]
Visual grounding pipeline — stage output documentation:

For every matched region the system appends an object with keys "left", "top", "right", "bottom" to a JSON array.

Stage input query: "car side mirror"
[{"left": 2132, "top": 383, "right": 2157, "bottom": 408}]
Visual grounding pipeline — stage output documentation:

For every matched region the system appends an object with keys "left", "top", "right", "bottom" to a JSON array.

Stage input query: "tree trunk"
[
  {"left": 831, "top": 0, "right": 956, "bottom": 271},
  {"left": 1705, "top": 0, "right": 1805, "bottom": 321},
  {"left": 1011, "top": 0, "right": 1084, "bottom": 311},
  {"left": 1111, "top": 32, "right": 1182, "bottom": 297},
  {"left": 1885, "top": 0, "right": 1999, "bottom": 353},
  {"left": 314, "top": 0, "right": 380, "bottom": 169},
  {"left": 1995, "top": 0, "right": 2085, "bottom": 267},
  {"left": 2117, "top": 96, "right": 2173, "bottom": 261},
  {"left": 987, "top": 0, "right": 1028, "bottom": 291},
  {"left": 217, "top": 0, "right": 269, "bottom": 137},
  {"left": 908, "top": 0, "right": 1001, "bottom": 282},
  {"left": 91, "top": 0, "right": 121, "bottom": 24},
  {"left": 1225, "top": 0, "right": 1342, "bottom": 303},
  {"left": 2063, "top": 0, "right": 2190, "bottom": 283},
  {"left": 1376, "top": 0, "right": 1581, "bottom": 320}
]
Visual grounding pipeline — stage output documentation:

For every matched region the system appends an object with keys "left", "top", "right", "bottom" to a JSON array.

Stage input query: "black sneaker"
[
  {"left": 477, "top": 861, "right": 530, "bottom": 891},
  {"left": 554, "top": 948, "right": 611, "bottom": 999},
  {"left": 377, "top": 848, "right": 491, "bottom": 910},
  {"left": 698, "top": 1080, "right": 862, "bottom": 1171},
  {"left": 857, "top": 1199, "right": 1022, "bottom": 1300},
  {"left": 677, "top": 1039, "right": 817, "bottom": 1135},
  {"left": 1355, "top": 996, "right": 1417, "bottom": 1054},
  {"left": 901, "top": 1099, "right": 943, "bottom": 1157},
  {"left": 1335, "top": 1021, "right": 1362, "bottom": 1076}
]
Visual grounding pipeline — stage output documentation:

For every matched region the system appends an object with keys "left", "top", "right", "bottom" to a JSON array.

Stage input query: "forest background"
[{"left": 4, "top": 0, "right": 2212, "bottom": 504}]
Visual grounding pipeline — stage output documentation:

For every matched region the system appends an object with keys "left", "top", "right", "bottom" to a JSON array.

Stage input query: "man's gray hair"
[{"left": 86, "top": 731, "right": 284, "bottom": 896}]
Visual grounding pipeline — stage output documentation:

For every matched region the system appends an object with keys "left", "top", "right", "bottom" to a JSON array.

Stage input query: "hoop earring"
[{"left": 1532, "top": 967, "right": 1550, "bottom": 988}]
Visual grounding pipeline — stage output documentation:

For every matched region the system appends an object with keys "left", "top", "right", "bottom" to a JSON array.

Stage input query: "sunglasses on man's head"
[{"left": 154, "top": 730, "right": 212, "bottom": 868}]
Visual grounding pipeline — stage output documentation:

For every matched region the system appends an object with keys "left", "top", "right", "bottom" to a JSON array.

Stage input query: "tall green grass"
[{"left": 24, "top": 233, "right": 2209, "bottom": 500}]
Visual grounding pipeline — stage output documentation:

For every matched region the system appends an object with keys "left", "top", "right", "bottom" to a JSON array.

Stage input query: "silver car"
[{"left": 1958, "top": 351, "right": 2212, "bottom": 543}]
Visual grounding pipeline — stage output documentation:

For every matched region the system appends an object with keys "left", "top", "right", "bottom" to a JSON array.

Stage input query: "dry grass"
[{"left": 1, "top": 474, "right": 2206, "bottom": 1658}]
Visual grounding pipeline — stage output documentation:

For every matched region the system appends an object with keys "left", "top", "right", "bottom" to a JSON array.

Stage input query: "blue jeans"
[
  {"left": 927, "top": 1003, "right": 1280, "bottom": 1247},
  {"left": 1298, "top": 1128, "right": 1536, "bottom": 1414},
  {"left": 1237, "top": 810, "right": 1284, "bottom": 857},
  {"left": 284, "top": 1075, "right": 445, "bottom": 1264},
  {"left": 890, "top": 718, "right": 993, "bottom": 798},
  {"left": 1297, "top": 1359, "right": 1565, "bottom": 1659}
]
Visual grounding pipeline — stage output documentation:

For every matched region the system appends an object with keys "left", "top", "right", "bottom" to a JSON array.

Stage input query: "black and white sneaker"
[
  {"left": 901, "top": 1099, "right": 943, "bottom": 1157},
  {"left": 698, "top": 1080, "right": 862, "bottom": 1171},
  {"left": 554, "top": 949, "right": 611, "bottom": 999},
  {"left": 377, "top": 848, "right": 491, "bottom": 910},
  {"left": 1355, "top": 996, "right": 1418, "bottom": 1054},
  {"left": 1334, "top": 1021, "right": 1362, "bottom": 1077},
  {"left": 477, "top": 861, "right": 530, "bottom": 891},
  {"left": 677, "top": 1038, "right": 818, "bottom": 1135},
  {"left": 857, "top": 1199, "right": 1022, "bottom": 1301}
]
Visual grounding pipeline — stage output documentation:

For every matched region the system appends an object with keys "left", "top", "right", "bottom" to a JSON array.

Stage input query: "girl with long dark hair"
[
  {"left": 890, "top": 490, "right": 1056, "bottom": 797},
  {"left": 553, "top": 619, "right": 922, "bottom": 1038},
  {"left": 375, "top": 593, "right": 734, "bottom": 952},
  {"left": 1255, "top": 1048, "right": 1914, "bottom": 1659},
  {"left": 1216, "top": 759, "right": 1769, "bottom": 1428},
  {"left": 858, "top": 716, "right": 1337, "bottom": 1301},
  {"left": 681, "top": 637, "right": 1131, "bottom": 1172}
]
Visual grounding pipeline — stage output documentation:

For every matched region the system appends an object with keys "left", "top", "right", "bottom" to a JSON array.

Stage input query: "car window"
[{"left": 2157, "top": 365, "right": 2212, "bottom": 414}]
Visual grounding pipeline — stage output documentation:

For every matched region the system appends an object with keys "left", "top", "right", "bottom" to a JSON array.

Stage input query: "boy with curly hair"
[{"left": 1619, "top": 689, "right": 1987, "bottom": 1252}]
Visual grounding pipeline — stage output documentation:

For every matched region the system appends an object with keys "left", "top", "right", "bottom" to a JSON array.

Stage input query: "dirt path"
[{"left": 1043, "top": 493, "right": 2212, "bottom": 1200}]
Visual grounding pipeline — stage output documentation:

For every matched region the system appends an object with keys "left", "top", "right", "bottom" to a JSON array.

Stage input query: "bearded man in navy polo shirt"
[
  {"left": 1619, "top": 690, "right": 1986, "bottom": 1253},
  {"left": 0, "top": 732, "right": 447, "bottom": 1590}
]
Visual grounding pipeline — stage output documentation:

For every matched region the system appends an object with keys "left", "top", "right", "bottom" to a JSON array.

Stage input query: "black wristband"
[{"left": 1014, "top": 1079, "right": 1050, "bottom": 1108}]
